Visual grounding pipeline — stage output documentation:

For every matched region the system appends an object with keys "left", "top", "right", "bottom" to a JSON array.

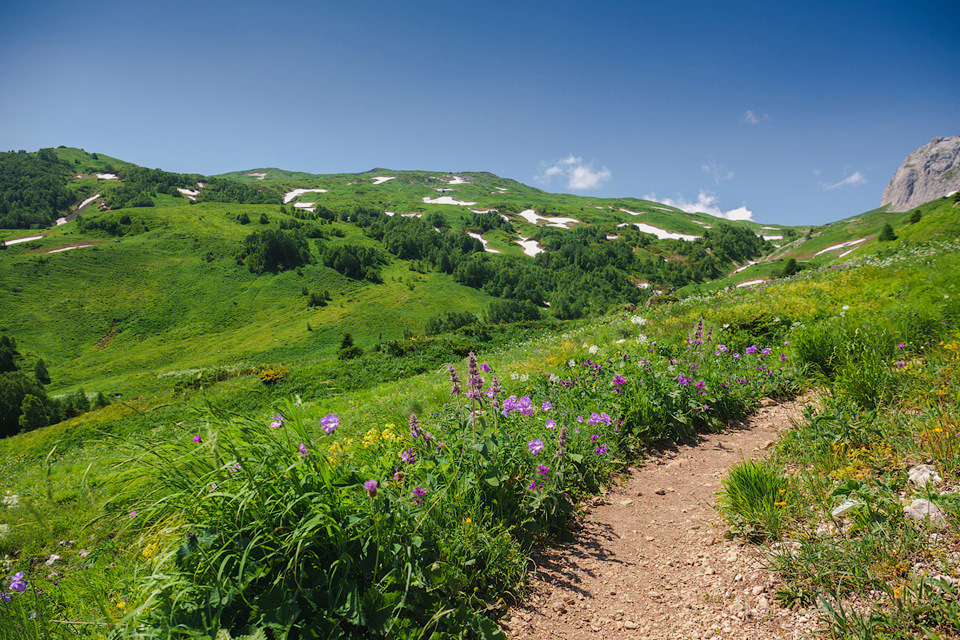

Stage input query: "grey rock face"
[{"left": 881, "top": 136, "right": 960, "bottom": 212}]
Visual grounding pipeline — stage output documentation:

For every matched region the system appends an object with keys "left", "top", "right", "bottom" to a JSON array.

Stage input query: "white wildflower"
[
  {"left": 510, "top": 372, "right": 519, "bottom": 380},
  {"left": 0, "top": 524, "right": 9, "bottom": 539},
  {"left": 588, "top": 345, "right": 598, "bottom": 355},
  {"left": 630, "top": 315, "right": 647, "bottom": 325},
  {"left": 2, "top": 493, "right": 18, "bottom": 509}
]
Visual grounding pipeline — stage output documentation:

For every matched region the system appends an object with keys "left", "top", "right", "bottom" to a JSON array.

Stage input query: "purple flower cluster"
[
  {"left": 412, "top": 486, "right": 427, "bottom": 505},
  {"left": 528, "top": 439, "right": 544, "bottom": 454},
  {"left": 9, "top": 571, "right": 27, "bottom": 592},
  {"left": 320, "top": 414, "right": 339, "bottom": 434},
  {"left": 270, "top": 413, "right": 283, "bottom": 429},
  {"left": 502, "top": 395, "right": 535, "bottom": 416},
  {"left": 587, "top": 412, "right": 611, "bottom": 426}
]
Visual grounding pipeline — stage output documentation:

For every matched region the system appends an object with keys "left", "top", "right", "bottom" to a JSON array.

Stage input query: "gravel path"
[{"left": 501, "top": 394, "right": 821, "bottom": 640}]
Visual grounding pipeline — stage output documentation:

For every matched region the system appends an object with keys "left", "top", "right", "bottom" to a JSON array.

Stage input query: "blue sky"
[{"left": 2, "top": 0, "right": 958, "bottom": 225}]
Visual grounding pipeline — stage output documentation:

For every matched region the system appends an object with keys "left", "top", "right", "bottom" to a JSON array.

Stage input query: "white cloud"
[
  {"left": 743, "top": 110, "right": 770, "bottom": 124},
  {"left": 536, "top": 155, "right": 611, "bottom": 190},
  {"left": 822, "top": 171, "right": 867, "bottom": 190},
  {"left": 702, "top": 162, "right": 734, "bottom": 185},
  {"left": 644, "top": 189, "right": 754, "bottom": 221}
]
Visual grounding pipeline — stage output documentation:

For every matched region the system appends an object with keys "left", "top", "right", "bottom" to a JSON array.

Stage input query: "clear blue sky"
[{"left": 2, "top": 0, "right": 958, "bottom": 225}]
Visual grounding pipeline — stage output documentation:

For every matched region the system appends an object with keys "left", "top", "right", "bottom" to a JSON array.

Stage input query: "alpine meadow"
[{"left": 2, "top": 142, "right": 960, "bottom": 640}]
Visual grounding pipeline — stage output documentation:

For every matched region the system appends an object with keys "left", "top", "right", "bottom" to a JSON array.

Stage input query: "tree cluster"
[
  {"left": 0, "top": 149, "right": 75, "bottom": 228},
  {"left": 241, "top": 229, "right": 313, "bottom": 274}
]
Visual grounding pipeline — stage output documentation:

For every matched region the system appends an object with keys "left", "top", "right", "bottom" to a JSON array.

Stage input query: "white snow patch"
[
  {"left": 293, "top": 202, "right": 316, "bottom": 212},
  {"left": 733, "top": 261, "right": 757, "bottom": 274},
  {"left": 515, "top": 235, "right": 543, "bottom": 257},
  {"left": 422, "top": 196, "right": 477, "bottom": 206},
  {"left": 248, "top": 172, "right": 267, "bottom": 180},
  {"left": 628, "top": 222, "right": 700, "bottom": 241},
  {"left": 56, "top": 218, "right": 67, "bottom": 226},
  {"left": 495, "top": 187, "right": 508, "bottom": 193},
  {"left": 177, "top": 188, "right": 199, "bottom": 200},
  {"left": 197, "top": 182, "right": 206, "bottom": 188},
  {"left": 467, "top": 232, "right": 501, "bottom": 253},
  {"left": 619, "top": 208, "right": 644, "bottom": 216},
  {"left": 436, "top": 188, "right": 454, "bottom": 192},
  {"left": 96, "top": 173, "right": 118, "bottom": 180},
  {"left": 762, "top": 235, "right": 783, "bottom": 241},
  {"left": 737, "top": 279, "right": 765, "bottom": 288},
  {"left": 839, "top": 248, "right": 858, "bottom": 258},
  {"left": 49, "top": 244, "right": 94, "bottom": 253},
  {"left": 814, "top": 238, "right": 867, "bottom": 256},
  {"left": 446, "top": 176, "right": 468, "bottom": 185},
  {"left": 78, "top": 194, "right": 101, "bottom": 210},
  {"left": 470, "top": 208, "right": 498, "bottom": 214},
  {"left": 638, "top": 282, "right": 651, "bottom": 289},
  {"left": 518, "top": 209, "right": 579, "bottom": 229},
  {"left": 595, "top": 206, "right": 605, "bottom": 210},
  {"left": 606, "top": 235, "right": 619, "bottom": 240},
  {"left": 4, "top": 235, "right": 43, "bottom": 246},
  {"left": 372, "top": 176, "right": 396, "bottom": 185},
  {"left": 284, "top": 188, "right": 328, "bottom": 203},
  {"left": 400, "top": 212, "right": 422, "bottom": 218}
]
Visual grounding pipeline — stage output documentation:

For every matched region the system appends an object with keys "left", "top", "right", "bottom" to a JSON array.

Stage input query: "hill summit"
[{"left": 881, "top": 135, "right": 960, "bottom": 211}]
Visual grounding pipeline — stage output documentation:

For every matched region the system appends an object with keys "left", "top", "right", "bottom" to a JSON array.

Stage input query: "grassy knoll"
[{"left": 1, "top": 234, "right": 958, "bottom": 638}]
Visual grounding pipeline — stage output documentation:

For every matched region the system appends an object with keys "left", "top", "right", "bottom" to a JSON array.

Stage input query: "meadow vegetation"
[{"left": 2, "top": 148, "right": 960, "bottom": 637}]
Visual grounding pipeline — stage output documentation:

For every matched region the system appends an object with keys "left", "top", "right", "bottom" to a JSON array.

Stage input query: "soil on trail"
[{"left": 502, "top": 394, "right": 821, "bottom": 640}]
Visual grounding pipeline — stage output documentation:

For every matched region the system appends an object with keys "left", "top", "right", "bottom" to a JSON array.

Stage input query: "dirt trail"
[{"left": 502, "top": 394, "right": 820, "bottom": 640}]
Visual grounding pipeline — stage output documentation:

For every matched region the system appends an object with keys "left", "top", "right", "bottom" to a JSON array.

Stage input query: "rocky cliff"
[{"left": 881, "top": 136, "right": 960, "bottom": 212}]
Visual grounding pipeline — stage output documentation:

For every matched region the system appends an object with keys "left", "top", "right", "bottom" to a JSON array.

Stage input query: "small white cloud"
[
  {"left": 702, "top": 162, "right": 734, "bottom": 185},
  {"left": 822, "top": 171, "right": 867, "bottom": 190},
  {"left": 644, "top": 190, "right": 754, "bottom": 221},
  {"left": 536, "top": 155, "right": 611, "bottom": 191},
  {"left": 813, "top": 169, "right": 822, "bottom": 176},
  {"left": 743, "top": 110, "right": 770, "bottom": 124}
]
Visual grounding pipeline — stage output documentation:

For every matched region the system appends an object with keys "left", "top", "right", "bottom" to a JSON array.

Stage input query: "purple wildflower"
[
  {"left": 401, "top": 448, "right": 416, "bottom": 463},
  {"left": 518, "top": 396, "right": 535, "bottom": 415},
  {"left": 193, "top": 434, "right": 202, "bottom": 443},
  {"left": 129, "top": 511, "right": 137, "bottom": 518},
  {"left": 761, "top": 347, "right": 772, "bottom": 357},
  {"left": 486, "top": 375, "right": 502, "bottom": 400},
  {"left": 576, "top": 415, "right": 584, "bottom": 423},
  {"left": 466, "top": 352, "right": 484, "bottom": 400},
  {"left": 746, "top": 345, "right": 758, "bottom": 356},
  {"left": 594, "top": 445, "right": 609, "bottom": 456},
  {"left": 447, "top": 364, "right": 461, "bottom": 395},
  {"left": 364, "top": 480, "right": 378, "bottom": 497},
  {"left": 545, "top": 418, "right": 556, "bottom": 429},
  {"left": 480, "top": 362, "right": 491, "bottom": 373},
  {"left": 320, "top": 414, "right": 339, "bottom": 434},
  {"left": 718, "top": 344, "right": 729, "bottom": 353},
  {"left": 732, "top": 353, "right": 740, "bottom": 359},
  {"left": 409, "top": 413, "right": 422, "bottom": 439},
  {"left": 591, "top": 434, "right": 600, "bottom": 443},
  {"left": 9, "top": 572, "right": 27, "bottom": 592},
  {"left": 897, "top": 343, "right": 905, "bottom": 349},
  {"left": 537, "top": 465, "right": 550, "bottom": 475},
  {"left": 780, "top": 353, "right": 787, "bottom": 361},
  {"left": 528, "top": 480, "right": 540, "bottom": 492},
  {"left": 896, "top": 361, "right": 905, "bottom": 368},
  {"left": 542, "top": 400, "right": 552, "bottom": 411},
  {"left": 270, "top": 413, "right": 283, "bottom": 429},
  {"left": 695, "top": 380, "right": 706, "bottom": 390},
  {"left": 0, "top": 591, "right": 9, "bottom": 603},
  {"left": 412, "top": 486, "right": 427, "bottom": 505},
  {"left": 299, "top": 444, "right": 309, "bottom": 458},
  {"left": 528, "top": 439, "right": 544, "bottom": 454}
]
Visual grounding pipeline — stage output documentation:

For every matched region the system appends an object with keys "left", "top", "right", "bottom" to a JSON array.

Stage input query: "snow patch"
[
  {"left": 467, "top": 232, "right": 501, "bottom": 253},
  {"left": 96, "top": 173, "right": 118, "bottom": 180},
  {"left": 197, "top": 182, "right": 206, "bottom": 188},
  {"left": 3, "top": 235, "right": 43, "bottom": 246},
  {"left": 606, "top": 235, "right": 619, "bottom": 240},
  {"left": 422, "top": 196, "right": 477, "bottom": 206},
  {"left": 372, "top": 176, "right": 396, "bottom": 185},
  {"left": 762, "top": 235, "right": 783, "bottom": 241},
  {"left": 446, "top": 176, "right": 468, "bottom": 185},
  {"left": 619, "top": 208, "right": 644, "bottom": 216},
  {"left": 248, "top": 172, "right": 267, "bottom": 180},
  {"left": 78, "top": 194, "right": 101, "bottom": 210},
  {"left": 814, "top": 238, "right": 867, "bottom": 256},
  {"left": 518, "top": 209, "right": 579, "bottom": 229},
  {"left": 284, "top": 188, "right": 328, "bottom": 204},
  {"left": 177, "top": 188, "right": 199, "bottom": 200},
  {"left": 624, "top": 222, "right": 700, "bottom": 241},
  {"left": 293, "top": 202, "right": 316, "bottom": 212},
  {"left": 737, "top": 279, "right": 765, "bottom": 288},
  {"left": 48, "top": 244, "right": 94, "bottom": 253},
  {"left": 733, "top": 261, "right": 757, "bottom": 274},
  {"left": 638, "top": 282, "right": 651, "bottom": 289},
  {"left": 515, "top": 235, "right": 543, "bottom": 257},
  {"left": 470, "top": 208, "right": 498, "bottom": 214}
]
